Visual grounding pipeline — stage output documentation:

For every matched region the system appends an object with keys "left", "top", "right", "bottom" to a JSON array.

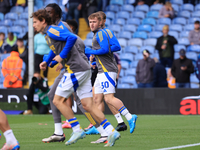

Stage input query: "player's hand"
[
  {"left": 53, "top": 55, "right": 63, "bottom": 63},
  {"left": 90, "top": 55, "right": 95, "bottom": 62},
  {"left": 56, "top": 63, "right": 63, "bottom": 72},
  {"left": 40, "top": 62, "right": 47, "bottom": 71}
]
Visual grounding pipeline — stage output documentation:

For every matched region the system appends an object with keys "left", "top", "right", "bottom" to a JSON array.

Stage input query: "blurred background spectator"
[
  {"left": 0, "top": 0, "right": 11, "bottom": 15},
  {"left": 188, "top": 21, "right": 200, "bottom": 45},
  {"left": 171, "top": 49, "right": 194, "bottom": 88},
  {"left": 195, "top": 54, "right": 200, "bottom": 83},
  {"left": 2, "top": 32, "right": 17, "bottom": 54},
  {"left": 159, "top": 2, "right": 175, "bottom": 19},
  {"left": 15, "top": 0, "right": 27, "bottom": 7},
  {"left": 167, "top": 68, "right": 176, "bottom": 89},
  {"left": 0, "top": 32, "right": 5, "bottom": 53}
]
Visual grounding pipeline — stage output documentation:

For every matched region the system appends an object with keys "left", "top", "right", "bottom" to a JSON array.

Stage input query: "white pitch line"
[{"left": 153, "top": 143, "right": 200, "bottom": 150}]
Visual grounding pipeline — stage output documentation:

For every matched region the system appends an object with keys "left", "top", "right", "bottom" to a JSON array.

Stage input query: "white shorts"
[
  {"left": 55, "top": 70, "right": 93, "bottom": 100},
  {"left": 94, "top": 72, "right": 117, "bottom": 95}
]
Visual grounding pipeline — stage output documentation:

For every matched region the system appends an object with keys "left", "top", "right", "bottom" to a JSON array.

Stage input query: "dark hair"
[
  {"left": 45, "top": 3, "right": 62, "bottom": 19},
  {"left": 17, "top": 38, "right": 23, "bottom": 42},
  {"left": 195, "top": 21, "right": 200, "bottom": 24},
  {"left": 11, "top": 45, "right": 18, "bottom": 52},
  {"left": 66, "top": 20, "right": 78, "bottom": 31},
  {"left": 0, "top": 32, "right": 5, "bottom": 36},
  {"left": 8, "top": 32, "right": 14, "bottom": 36},
  {"left": 31, "top": 9, "right": 52, "bottom": 25}
]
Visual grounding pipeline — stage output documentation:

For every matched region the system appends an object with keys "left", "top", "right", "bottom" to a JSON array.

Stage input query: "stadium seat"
[
  {"left": 0, "top": 26, "right": 8, "bottom": 35},
  {"left": 118, "top": 38, "right": 127, "bottom": 48},
  {"left": 178, "top": 38, "right": 190, "bottom": 46},
  {"left": 121, "top": 4, "right": 134, "bottom": 14},
  {"left": 106, "top": 5, "right": 120, "bottom": 13},
  {"left": 2, "top": 19, "right": 12, "bottom": 27},
  {"left": 44, "top": 0, "right": 58, "bottom": 6},
  {"left": 180, "top": 30, "right": 189, "bottom": 38},
  {"left": 128, "top": 38, "right": 143, "bottom": 48},
  {"left": 149, "top": 31, "right": 162, "bottom": 38},
  {"left": 121, "top": 60, "right": 129, "bottom": 69},
  {"left": 169, "top": 24, "right": 182, "bottom": 33},
  {"left": 105, "top": 19, "right": 111, "bottom": 27},
  {"left": 150, "top": 4, "right": 163, "bottom": 11},
  {"left": 132, "top": 11, "right": 145, "bottom": 19},
  {"left": 174, "top": 52, "right": 180, "bottom": 59},
  {"left": 191, "top": 83, "right": 199, "bottom": 88},
  {"left": 0, "top": 13, "right": 4, "bottom": 21},
  {"left": 137, "top": 24, "right": 152, "bottom": 32},
  {"left": 84, "top": 39, "right": 92, "bottom": 47},
  {"left": 142, "top": 18, "right": 156, "bottom": 26},
  {"left": 171, "top": 0, "right": 183, "bottom": 6},
  {"left": 184, "top": 24, "right": 194, "bottom": 31},
  {"left": 1, "top": 53, "right": 10, "bottom": 61},
  {"left": 14, "top": 19, "right": 27, "bottom": 27},
  {"left": 5, "top": 12, "right": 18, "bottom": 21},
  {"left": 172, "top": 17, "right": 187, "bottom": 25},
  {"left": 10, "top": 6, "right": 24, "bottom": 14},
  {"left": 110, "top": 0, "right": 123, "bottom": 5},
  {"left": 146, "top": 11, "right": 159, "bottom": 19},
  {"left": 9, "top": 26, "right": 23, "bottom": 36},
  {"left": 119, "top": 69, "right": 124, "bottom": 77},
  {"left": 117, "top": 83, "right": 131, "bottom": 89},
  {"left": 168, "top": 31, "right": 179, "bottom": 39},
  {"left": 140, "top": 46, "right": 154, "bottom": 53},
  {"left": 135, "top": 53, "right": 144, "bottom": 60},
  {"left": 186, "top": 52, "right": 198, "bottom": 61},
  {"left": 109, "top": 24, "right": 121, "bottom": 34},
  {"left": 126, "top": 0, "right": 135, "bottom": 5},
  {"left": 154, "top": 24, "right": 165, "bottom": 31},
  {"left": 116, "top": 11, "right": 130, "bottom": 20},
  {"left": 188, "top": 17, "right": 200, "bottom": 24},
  {"left": 125, "top": 68, "right": 136, "bottom": 76},
  {"left": 135, "top": 4, "right": 149, "bottom": 13},
  {"left": 174, "top": 44, "right": 186, "bottom": 52},
  {"left": 113, "top": 18, "right": 126, "bottom": 26},
  {"left": 158, "top": 18, "right": 171, "bottom": 25},
  {"left": 105, "top": 11, "right": 115, "bottom": 20},
  {"left": 124, "top": 46, "right": 138, "bottom": 54},
  {"left": 35, "top": 0, "right": 44, "bottom": 8},
  {"left": 120, "top": 53, "right": 134, "bottom": 62},
  {"left": 195, "top": 4, "right": 200, "bottom": 11},
  {"left": 190, "top": 74, "right": 199, "bottom": 83},
  {"left": 123, "top": 24, "right": 136, "bottom": 33},
  {"left": 130, "top": 60, "right": 138, "bottom": 68},
  {"left": 192, "top": 11, "right": 200, "bottom": 17},
  {"left": 133, "top": 31, "right": 148, "bottom": 39},
  {"left": 19, "top": 12, "right": 28, "bottom": 20},
  {"left": 24, "top": 6, "right": 38, "bottom": 12},
  {"left": 127, "top": 18, "right": 141, "bottom": 26},
  {"left": 86, "top": 32, "right": 93, "bottom": 39},
  {"left": 178, "top": 11, "right": 190, "bottom": 19},
  {"left": 153, "top": 53, "right": 159, "bottom": 59},
  {"left": 187, "top": 45, "right": 200, "bottom": 53},
  {"left": 118, "top": 31, "right": 132, "bottom": 40},
  {"left": 181, "top": 3, "right": 194, "bottom": 12},
  {"left": 172, "top": 4, "right": 179, "bottom": 12},
  {"left": 121, "top": 76, "right": 137, "bottom": 86},
  {"left": 143, "top": 38, "right": 157, "bottom": 46}
]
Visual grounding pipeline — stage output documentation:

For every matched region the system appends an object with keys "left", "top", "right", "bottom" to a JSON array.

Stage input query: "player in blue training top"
[
  {"left": 85, "top": 13, "right": 138, "bottom": 136},
  {"left": 31, "top": 9, "right": 120, "bottom": 147}
]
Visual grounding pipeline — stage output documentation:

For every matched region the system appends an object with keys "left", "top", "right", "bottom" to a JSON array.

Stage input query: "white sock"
[
  {"left": 3, "top": 129, "right": 18, "bottom": 145},
  {"left": 66, "top": 120, "right": 68, "bottom": 122},
  {"left": 96, "top": 126, "right": 108, "bottom": 137},
  {"left": 72, "top": 124, "right": 82, "bottom": 132},
  {"left": 114, "top": 113, "right": 124, "bottom": 124},
  {"left": 104, "top": 124, "right": 115, "bottom": 136},
  {"left": 120, "top": 107, "right": 132, "bottom": 121},
  {"left": 54, "top": 123, "right": 63, "bottom": 135}
]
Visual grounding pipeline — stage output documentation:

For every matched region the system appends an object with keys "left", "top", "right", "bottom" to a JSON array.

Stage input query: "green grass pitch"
[{"left": 1, "top": 115, "right": 200, "bottom": 150}]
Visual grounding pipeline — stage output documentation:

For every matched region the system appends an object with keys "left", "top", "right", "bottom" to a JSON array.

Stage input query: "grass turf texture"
[{"left": 1, "top": 115, "right": 200, "bottom": 150}]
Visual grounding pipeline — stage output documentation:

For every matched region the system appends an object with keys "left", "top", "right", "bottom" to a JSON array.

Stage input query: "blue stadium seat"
[
  {"left": 10, "top": 6, "right": 24, "bottom": 14},
  {"left": 126, "top": 0, "right": 135, "bottom": 5},
  {"left": 125, "top": 68, "right": 136, "bottom": 76},
  {"left": 121, "top": 76, "right": 136, "bottom": 86},
  {"left": 142, "top": 18, "right": 156, "bottom": 26},
  {"left": 120, "top": 53, "right": 134, "bottom": 62},
  {"left": 187, "top": 45, "right": 200, "bottom": 53},
  {"left": 105, "top": 11, "right": 115, "bottom": 20},
  {"left": 184, "top": 24, "right": 194, "bottom": 31},
  {"left": 153, "top": 53, "right": 159, "bottom": 58},
  {"left": 154, "top": 24, "right": 165, "bottom": 31},
  {"left": 174, "top": 52, "right": 180, "bottom": 59},
  {"left": 158, "top": 18, "right": 171, "bottom": 25},
  {"left": 195, "top": 4, "right": 200, "bottom": 11},
  {"left": 117, "top": 83, "right": 131, "bottom": 89},
  {"left": 146, "top": 11, "right": 159, "bottom": 19},
  {"left": 121, "top": 4, "right": 134, "bottom": 14},
  {"left": 24, "top": 6, "right": 38, "bottom": 12},
  {"left": 188, "top": 17, "right": 200, "bottom": 24},
  {"left": 123, "top": 24, "right": 136, "bottom": 33},
  {"left": 137, "top": 24, "right": 152, "bottom": 32},
  {"left": 5, "top": 12, "right": 18, "bottom": 21},
  {"left": 118, "top": 38, "right": 127, "bottom": 48},
  {"left": 105, "top": 19, "right": 111, "bottom": 27},
  {"left": 192, "top": 11, "right": 200, "bottom": 17},
  {"left": 172, "top": 4, "right": 179, "bottom": 12},
  {"left": 116, "top": 11, "right": 130, "bottom": 20},
  {"left": 128, "top": 38, "right": 143, "bottom": 47},
  {"left": 19, "top": 12, "right": 28, "bottom": 20},
  {"left": 44, "top": 0, "right": 58, "bottom": 6},
  {"left": 143, "top": 38, "right": 157, "bottom": 46},
  {"left": 174, "top": 44, "right": 186, "bottom": 52},
  {"left": 2, "top": 20, "right": 12, "bottom": 27},
  {"left": 118, "top": 31, "right": 132, "bottom": 40},
  {"left": 135, "top": 4, "right": 149, "bottom": 13},
  {"left": 0, "top": 13, "right": 4, "bottom": 21},
  {"left": 168, "top": 31, "right": 179, "bottom": 39},
  {"left": 132, "top": 11, "right": 145, "bottom": 19},
  {"left": 109, "top": 24, "right": 121, "bottom": 33},
  {"left": 84, "top": 39, "right": 92, "bottom": 47},
  {"left": 150, "top": 4, "right": 163, "bottom": 11},
  {"left": 124, "top": 46, "right": 138, "bottom": 54},
  {"left": 186, "top": 52, "right": 198, "bottom": 61},
  {"left": 127, "top": 18, "right": 141, "bottom": 26},
  {"left": 130, "top": 60, "right": 138, "bottom": 68},
  {"left": 180, "top": 30, "right": 189, "bottom": 38},
  {"left": 14, "top": 19, "right": 27, "bottom": 27},
  {"left": 178, "top": 11, "right": 191, "bottom": 19},
  {"left": 169, "top": 24, "right": 182, "bottom": 33},
  {"left": 0, "top": 26, "right": 8, "bottom": 35},
  {"left": 171, "top": 0, "right": 183, "bottom": 5},
  {"left": 119, "top": 69, "right": 124, "bottom": 77},
  {"left": 113, "top": 18, "right": 125, "bottom": 26},
  {"left": 191, "top": 83, "right": 199, "bottom": 88},
  {"left": 86, "top": 32, "right": 93, "bottom": 39},
  {"left": 172, "top": 17, "right": 187, "bottom": 25},
  {"left": 9, "top": 26, "right": 23, "bottom": 36},
  {"left": 181, "top": 3, "right": 194, "bottom": 12},
  {"left": 135, "top": 53, "right": 144, "bottom": 60},
  {"left": 178, "top": 38, "right": 190, "bottom": 46},
  {"left": 133, "top": 31, "right": 148, "bottom": 39},
  {"left": 190, "top": 74, "right": 199, "bottom": 83},
  {"left": 1, "top": 53, "right": 10, "bottom": 61},
  {"left": 110, "top": 0, "right": 123, "bottom": 5},
  {"left": 149, "top": 31, "right": 162, "bottom": 38},
  {"left": 35, "top": 0, "right": 44, "bottom": 8},
  {"left": 140, "top": 46, "right": 154, "bottom": 53},
  {"left": 106, "top": 5, "right": 120, "bottom": 13},
  {"left": 121, "top": 60, "right": 129, "bottom": 69}
]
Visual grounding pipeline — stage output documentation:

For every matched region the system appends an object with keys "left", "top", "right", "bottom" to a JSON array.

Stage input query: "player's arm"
[
  {"left": 43, "top": 54, "right": 58, "bottom": 67},
  {"left": 85, "top": 30, "right": 109, "bottom": 55},
  {"left": 43, "top": 50, "right": 56, "bottom": 66},
  {"left": 47, "top": 26, "right": 77, "bottom": 59},
  {"left": 105, "top": 29, "right": 121, "bottom": 52}
]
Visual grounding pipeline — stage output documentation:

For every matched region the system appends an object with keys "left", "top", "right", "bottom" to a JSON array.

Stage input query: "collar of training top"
[
  {"left": 43, "top": 25, "right": 50, "bottom": 34},
  {"left": 55, "top": 19, "right": 61, "bottom": 25}
]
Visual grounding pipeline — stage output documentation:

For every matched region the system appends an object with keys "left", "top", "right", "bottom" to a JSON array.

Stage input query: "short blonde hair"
[
  {"left": 88, "top": 13, "right": 101, "bottom": 21},
  {"left": 165, "top": 1, "right": 172, "bottom": 7},
  {"left": 163, "top": 25, "right": 169, "bottom": 31}
]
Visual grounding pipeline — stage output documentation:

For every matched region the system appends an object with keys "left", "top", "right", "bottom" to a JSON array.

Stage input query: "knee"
[
  {"left": 104, "top": 95, "right": 113, "bottom": 104},
  {"left": 93, "top": 96, "right": 101, "bottom": 105},
  {"left": 53, "top": 98, "right": 59, "bottom": 107}
]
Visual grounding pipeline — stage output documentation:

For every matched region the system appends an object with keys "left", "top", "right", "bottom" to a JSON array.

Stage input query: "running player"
[{"left": 32, "top": 9, "right": 120, "bottom": 146}]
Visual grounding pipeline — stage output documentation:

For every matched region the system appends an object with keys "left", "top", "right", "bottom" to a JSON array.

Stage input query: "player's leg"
[
  {"left": 0, "top": 109, "right": 20, "bottom": 150},
  {"left": 62, "top": 96, "right": 73, "bottom": 129}
]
